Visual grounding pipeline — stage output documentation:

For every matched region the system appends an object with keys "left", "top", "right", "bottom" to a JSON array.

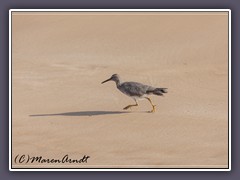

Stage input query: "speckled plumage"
[{"left": 118, "top": 82, "right": 157, "bottom": 98}]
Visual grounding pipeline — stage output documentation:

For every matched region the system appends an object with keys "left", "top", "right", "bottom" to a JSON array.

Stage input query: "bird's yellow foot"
[
  {"left": 123, "top": 105, "right": 131, "bottom": 110},
  {"left": 149, "top": 105, "right": 156, "bottom": 113},
  {"left": 123, "top": 103, "right": 138, "bottom": 110}
]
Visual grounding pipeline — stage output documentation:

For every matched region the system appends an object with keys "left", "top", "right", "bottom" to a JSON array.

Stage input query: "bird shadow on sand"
[{"left": 29, "top": 110, "right": 148, "bottom": 117}]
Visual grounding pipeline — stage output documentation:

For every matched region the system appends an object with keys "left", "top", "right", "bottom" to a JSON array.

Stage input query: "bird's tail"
[{"left": 152, "top": 88, "right": 168, "bottom": 96}]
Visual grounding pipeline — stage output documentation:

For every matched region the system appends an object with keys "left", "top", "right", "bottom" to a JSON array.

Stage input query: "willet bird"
[{"left": 101, "top": 74, "right": 167, "bottom": 113}]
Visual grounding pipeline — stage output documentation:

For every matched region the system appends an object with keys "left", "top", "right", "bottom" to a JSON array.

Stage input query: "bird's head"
[{"left": 101, "top": 74, "right": 120, "bottom": 84}]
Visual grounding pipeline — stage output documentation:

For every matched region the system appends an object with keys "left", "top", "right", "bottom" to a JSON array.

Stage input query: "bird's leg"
[
  {"left": 123, "top": 99, "right": 138, "bottom": 110},
  {"left": 145, "top": 97, "right": 156, "bottom": 113}
]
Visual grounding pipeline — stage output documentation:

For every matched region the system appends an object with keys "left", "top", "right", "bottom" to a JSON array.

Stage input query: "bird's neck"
[{"left": 115, "top": 79, "right": 121, "bottom": 87}]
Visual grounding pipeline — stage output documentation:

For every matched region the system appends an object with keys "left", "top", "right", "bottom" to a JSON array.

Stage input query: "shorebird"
[{"left": 101, "top": 74, "right": 167, "bottom": 113}]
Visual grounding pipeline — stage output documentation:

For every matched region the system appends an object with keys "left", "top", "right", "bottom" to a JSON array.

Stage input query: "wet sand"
[{"left": 11, "top": 11, "right": 229, "bottom": 168}]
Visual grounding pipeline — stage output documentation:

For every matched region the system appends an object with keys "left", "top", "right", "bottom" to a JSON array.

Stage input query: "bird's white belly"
[{"left": 131, "top": 95, "right": 147, "bottom": 100}]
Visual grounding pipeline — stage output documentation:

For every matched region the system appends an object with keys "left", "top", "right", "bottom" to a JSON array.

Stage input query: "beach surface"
[{"left": 11, "top": 12, "right": 229, "bottom": 168}]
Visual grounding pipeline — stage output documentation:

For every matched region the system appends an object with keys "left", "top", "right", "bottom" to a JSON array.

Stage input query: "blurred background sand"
[{"left": 11, "top": 12, "right": 229, "bottom": 168}]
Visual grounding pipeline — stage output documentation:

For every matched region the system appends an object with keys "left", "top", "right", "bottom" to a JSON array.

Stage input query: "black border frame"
[{"left": 9, "top": 9, "right": 230, "bottom": 171}]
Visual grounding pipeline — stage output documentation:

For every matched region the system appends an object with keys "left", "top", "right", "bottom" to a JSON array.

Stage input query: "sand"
[{"left": 11, "top": 11, "right": 229, "bottom": 168}]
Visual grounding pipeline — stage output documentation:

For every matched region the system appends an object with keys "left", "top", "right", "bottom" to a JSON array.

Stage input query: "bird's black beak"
[{"left": 101, "top": 78, "right": 112, "bottom": 84}]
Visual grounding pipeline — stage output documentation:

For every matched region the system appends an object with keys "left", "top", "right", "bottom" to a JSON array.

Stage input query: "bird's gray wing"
[{"left": 119, "top": 82, "right": 149, "bottom": 97}]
